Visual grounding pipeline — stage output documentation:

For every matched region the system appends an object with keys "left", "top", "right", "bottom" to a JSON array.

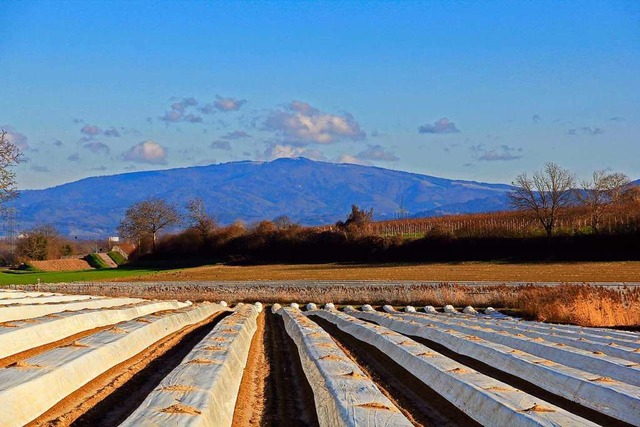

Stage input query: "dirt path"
[
  {"left": 262, "top": 310, "right": 319, "bottom": 427},
  {"left": 232, "top": 311, "right": 268, "bottom": 426},
  {"left": 26, "top": 311, "right": 229, "bottom": 427},
  {"left": 310, "top": 315, "right": 480, "bottom": 427}
]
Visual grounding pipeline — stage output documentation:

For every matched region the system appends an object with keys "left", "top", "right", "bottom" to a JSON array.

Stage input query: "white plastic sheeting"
[
  {"left": 312, "top": 309, "right": 599, "bottom": 427},
  {"left": 424, "top": 305, "right": 437, "bottom": 314},
  {"left": 306, "top": 303, "right": 318, "bottom": 311},
  {"left": 0, "top": 291, "right": 59, "bottom": 299},
  {"left": 474, "top": 314, "right": 639, "bottom": 348},
  {"left": 352, "top": 310, "right": 640, "bottom": 426},
  {"left": 0, "top": 294, "right": 101, "bottom": 306},
  {"left": 443, "top": 305, "right": 458, "bottom": 314},
  {"left": 271, "top": 303, "right": 282, "bottom": 314},
  {"left": 323, "top": 303, "right": 336, "bottom": 311},
  {"left": 361, "top": 304, "right": 374, "bottom": 312},
  {"left": 0, "top": 297, "right": 145, "bottom": 323},
  {"left": 0, "top": 303, "right": 224, "bottom": 427},
  {"left": 280, "top": 307, "right": 412, "bottom": 427},
  {"left": 404, "top": 306, "right": 416, "bottom": 313},
  {"left": 395, "top": 311, "right": 640, "bottom": 386},
  {"left": 290, "top": 303, "right": 300, "bottom": 309},
  {"left": 432, "top": 312, "right": 640, "bottom": 364},
  {"left": 382, "top": 305, "right": 395, "bottom": 313},
  {"left": 0, "top": 300, "right": 191, "bottom": 359},
  {"left": 121, "top": 303, "right": 261, "bottom": 427},
  {"left": 462, "top": 306, "right": 478, "bottom": 315}
]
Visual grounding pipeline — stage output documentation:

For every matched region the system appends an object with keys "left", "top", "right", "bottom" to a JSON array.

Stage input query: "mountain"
[{"left": 9, "top": 158, "right": 513, "bottom": 237}]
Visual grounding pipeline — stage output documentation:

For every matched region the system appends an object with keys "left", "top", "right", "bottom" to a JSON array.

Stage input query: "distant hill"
[{"left": 10, "top": 158, "right": 513, "bottom": 237}]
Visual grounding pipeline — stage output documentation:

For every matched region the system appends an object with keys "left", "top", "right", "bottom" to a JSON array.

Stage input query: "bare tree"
[
  {"left": 508, "top": 162, "right": 576, "bottom": 238},
  {"left": 186, "top": 197, "right": 216, "bottom": 242},
  {"left": 577, "top": 170, "right": 630, "bottom": 233},
  {"left": 0, "top": 129, "right": 23, "bottom": 209},
  {"left": 118, "top": 198, "right": 180, "bottom": 252}
]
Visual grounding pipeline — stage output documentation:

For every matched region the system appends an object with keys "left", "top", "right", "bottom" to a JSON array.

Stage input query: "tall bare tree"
[
  {"left": 0, "top": 129, "right": 23, "bottom": 210},
  {"left": 118, "top": 198, "right": 180, "bottom": 252},
  {"left": 186, "top": 197, "right": 216, "bottom": 242},
  {"left": 508, "top": 162, "right": 576, "bottom": 237},
  {"left": 577, "top": 170, "right": 630, "bottom": 233}
]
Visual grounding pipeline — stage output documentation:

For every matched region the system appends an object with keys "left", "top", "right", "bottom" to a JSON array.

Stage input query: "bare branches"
[
  {"left": 186, "top": 197, "right": 216, "bottom": 242},
  {"left": 508, "top": 163, "right": 576, "bottom": 237},
  {"left": 578, "top": 170, "right": 631, "bottom": 233},
  {"left": 0, "top": 129, "right": 23, "bottom": 206},
  {"left": 118, "top": 198, "right": 180, "bottom": 252}
]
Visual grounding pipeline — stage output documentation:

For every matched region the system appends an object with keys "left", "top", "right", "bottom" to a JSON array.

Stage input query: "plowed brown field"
[{"left": 30, "top": 259, "right": 93, "bottom": 272}]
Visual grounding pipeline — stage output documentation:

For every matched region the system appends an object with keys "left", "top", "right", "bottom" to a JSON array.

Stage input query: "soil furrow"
[
  {"left": 232, "top": 310, "right": 268, "bottom": 426},
  {"left": 263, "top": 309, "right": 319, "bottom": 427}
]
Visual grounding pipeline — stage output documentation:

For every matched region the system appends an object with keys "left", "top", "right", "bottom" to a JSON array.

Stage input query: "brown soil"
[
  {"left": 262, "top": 310, "right": 319, "bottom": 427},
  {"left": 30, "top": 259, "right": 93, "bottom": 272},
  {"left": 232, "top": 311, "right": 268, "bottom": 426},
  {"left": 110, "top": 261, "right": 640, "bottom": 282},
  {"left": 28, "top": 311, "right": 229, "bottom": 427},
  {"left": 310, "top": 315, "right": 479, "bottom": 427}
]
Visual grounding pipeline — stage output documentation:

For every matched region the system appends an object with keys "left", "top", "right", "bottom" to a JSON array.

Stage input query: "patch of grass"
[
  {"left": 0, "top": 266, "right": 181, "bottom": 285},
  {"left": 84, "top": 253, "right": 110, "bottom": 269},
  {"left": 107, "top": 251, "right": 127, "bottom": 265}
]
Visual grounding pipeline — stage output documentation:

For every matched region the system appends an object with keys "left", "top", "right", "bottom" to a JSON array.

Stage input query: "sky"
[{"left": 1, "top": 0, "right": 639, "bottom": 190}]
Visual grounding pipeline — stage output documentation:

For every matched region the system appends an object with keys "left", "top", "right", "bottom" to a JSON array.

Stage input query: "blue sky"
[{"left": 1, "top": 0, "right": 638, "bottom": 189}]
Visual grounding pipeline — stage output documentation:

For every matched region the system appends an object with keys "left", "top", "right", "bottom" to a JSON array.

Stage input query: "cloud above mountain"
[
  {"left": 123, "top": 140, "right": 168, "bottom": 164},
  {"left": 264, "top": 101, "right": 365, "bottom": 144}
]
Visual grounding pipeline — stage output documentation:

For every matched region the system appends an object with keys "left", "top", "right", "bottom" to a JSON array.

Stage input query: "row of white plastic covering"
[
  {"left": 0, "top": 296, "right": 146, "bottom": 323},
  {"left": 308, "top": 307, "right": 598, "bottom": 427},
  {"left": 352, "top": 308, "right": 640, "bottom": 426},
  {"left": 384, "top": 308, "right": 640, "bottom": 387},
  {"left": 278, "top": 306, "right": 413, "bottom": 427},
  {"left": 0, "top": 294, "right": 101, "bottom": 306},
  {"left": 0, "top": 299, "right": 192, "bottom": 359},
  {"left": 0, "top": 302, "right": 226, "bottom": 427},
  {"left": 121, "top": 302, "right": 262, "bottom": 426}
]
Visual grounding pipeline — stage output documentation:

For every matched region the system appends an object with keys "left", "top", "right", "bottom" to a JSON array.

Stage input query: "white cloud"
[
  {"left": 123, "top": 140, "right": 168, "bottom": 164},
  {"left": 204, "top": 95, "right": 247, "bottom": 112},
  {"left": 265, "top": 101, "right": 365, "bottom": 144},
  {"left": 263, "top": 143, "right": 326, "bottom": 161},
  {"left": 337, "top": 154, "right": 370, "bottom": 165},
  {"left": 418, "top": 117, "right": 460, "bottom": 134}
]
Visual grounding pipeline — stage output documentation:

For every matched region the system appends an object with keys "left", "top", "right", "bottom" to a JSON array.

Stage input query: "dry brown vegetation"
[{"left": 367, "top": 203, "right": 640, "bottom": 238}]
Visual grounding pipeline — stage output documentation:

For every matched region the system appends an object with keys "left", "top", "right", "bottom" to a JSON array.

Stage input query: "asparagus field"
[{"left": 0, "top": 288, "right": 638, "bottom": 426}]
